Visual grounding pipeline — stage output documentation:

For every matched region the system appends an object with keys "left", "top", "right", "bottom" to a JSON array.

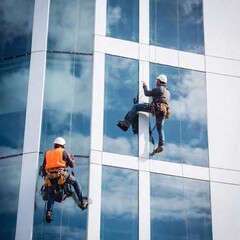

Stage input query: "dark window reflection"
[
  {"left": 0, "top": 156, "right": 22, "bottom": 240},
  {"left": 106, "top": 0, "right": 139, "bottom": 42},
  {"left": 150, "top": 0, "right": 205, "bottom": 54},
  {"left": 103, "top": 55, "right": 139, "bottom": 157},
  {"left": 150, "top": 64, "right": 208, "bottom": 167},
  {"left": 101, "top": 166, "right": 138, "bottom": 240},
  {"left": 0, "top": 0, "right": 34, "bottom": 58},
  {"left": 151, "top": 173, "right": 212, "bottom": 240},
  {"left": 33, "top": 154, "right": 89, "bottom": 240},
  {"left": 0, "top": 57, "right": 30, "bottom": 157},
  {"left": 48, "top": 0, "right": 95, "bottom": 53},
  {"left": 40, "top": 53, "right": 93, "bottom": 156}
]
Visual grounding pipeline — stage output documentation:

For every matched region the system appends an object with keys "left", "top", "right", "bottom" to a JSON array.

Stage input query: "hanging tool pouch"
[
  {"left": 150, "top": 102, "right": 171, "bottom": 119},
  {"left": 45, "top": 168, "right": 67, "bottom": 186}
]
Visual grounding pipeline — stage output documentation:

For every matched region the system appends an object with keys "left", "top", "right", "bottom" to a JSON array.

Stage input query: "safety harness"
[
  {"left": 150, "top": 85, "right": 171, "bottom": 119},
  {"left": 45, "top": 167, "right": 68, "bottom": 186}
]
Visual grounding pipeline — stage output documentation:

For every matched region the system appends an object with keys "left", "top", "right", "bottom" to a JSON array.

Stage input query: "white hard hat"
[
  {"left": 156, "top": 74, "right": 167, "bottom": 83},
  {"left": 53, "top": 137, "right": 66, "bottom": 146}
]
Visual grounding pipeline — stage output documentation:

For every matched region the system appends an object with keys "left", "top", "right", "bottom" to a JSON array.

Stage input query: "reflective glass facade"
[
  {"left": 151, "top": 174, "right": 212, "bottom": 239},
  {"left": 0, "top": 0, "right": 34, "bottom": 239},
  {"left": 106, "top": 0, "right": 139, "bottom": 42},
  {"left": 0, "top": 0, "right": 34, "bottom": 58},
  {"left": 150, "top": 0, "right": 205, "bottom": 54},
  {"left": 103, "top": 55, "right": 139, "bottom": 156},
  {"left": 32, "top": 0, "right": 94, "bottom": 238},
  {"left": 101, "top": 166, "right": 138, "bottom": 239},
  {"left": 3, "top": 0, "right": 240, "bottom": 240}
]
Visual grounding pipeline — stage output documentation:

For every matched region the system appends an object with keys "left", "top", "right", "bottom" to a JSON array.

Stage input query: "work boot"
[
  {"left": 117, "top": 120, "right": 130, "bottom": 132},
  {"left": 154, "top": 145, "right": 164, "bottom": 153},
  {"left": 45, "top": 211, "right": 53, "bottom": 223},
  {"left": 80, "top": 197, "right": 88, "bottom": 211}
]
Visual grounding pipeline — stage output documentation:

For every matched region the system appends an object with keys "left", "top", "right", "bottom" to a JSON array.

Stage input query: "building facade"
[{"left": 0, "top": 0, "right": 240, "bottom": 239}]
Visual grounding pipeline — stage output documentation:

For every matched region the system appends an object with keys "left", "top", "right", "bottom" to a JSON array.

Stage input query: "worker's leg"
[
  {"left": 66, "top": 173, "right": 88, "bottom": 210},
  {"left": 125, "top": 103, "right": 151, "bottom": 124},
  {"left": 155, "top": 116, "right": 165, "bottom": 153}
]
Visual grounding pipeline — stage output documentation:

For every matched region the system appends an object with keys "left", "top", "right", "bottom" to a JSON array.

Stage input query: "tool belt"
[
  {"left": 45, "top": 167, "right": 68, "bottom": 186},
  {"left": 150, "top": 102, "right": 171, "bottom": 119}
]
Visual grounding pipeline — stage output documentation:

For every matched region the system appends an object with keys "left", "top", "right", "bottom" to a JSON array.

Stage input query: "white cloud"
[
  {"left": 48, "top": 1, "right": 94, "bottom": 52},
  {"left": 45, "top": 61, "right": 92, "bottom": 118},
  {"left": 101, "top": 167, "right": 138, "bottom": 218},
  {"left": 151, "top": 176, "right": 211, "bottom": 221},
  {"left": 103, "top": 135, "right": 138, "bottom": 156},
  {"left": 106, "top": 6, "right": 122, "bottom": 35},
  {"left": 170, "top": 70, "right": 207, "bottom": 123},
  {"left": 153, "top": 143, "right": 208, "bottom": 166}
]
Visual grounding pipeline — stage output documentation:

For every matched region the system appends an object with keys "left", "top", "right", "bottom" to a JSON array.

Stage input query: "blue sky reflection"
[
  {"left": 151, "top": 173, "right": 212, "bottom": 240},
  {"left": 101, "top": 166, "right": 138, "bottom": 240},
  {"left": 103, "top": 55, "right": 139, "bottom": 156}
]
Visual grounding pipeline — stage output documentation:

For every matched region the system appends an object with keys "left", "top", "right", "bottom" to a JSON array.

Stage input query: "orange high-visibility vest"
[{"left": 45, "top": 148, "right": 66, "bottom": 170}]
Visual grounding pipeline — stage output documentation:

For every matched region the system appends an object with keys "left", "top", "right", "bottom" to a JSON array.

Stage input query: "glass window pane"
[
  {"left": 48, "top": 0, "right": 95, "bottom": 53},
  {"left": 151, "top": 174, "right": 212, "bottom": 240},
  {"left": 149, "top": 64, "right": 208, "bottom": 167},
  {"left": 179, "top": 69, "right": 208, "bottom": 167},
  {"left": 0, "top": 57, "right": 30, "bottom": 157},
  {"left": 0, "top": 156, "right": 22, "bottom": 240},
  {"left": 150, "top": 0, "right": 205, "bottom": 54},
  {"left": 103, "top": 55, "right": 139, "bottom": 157},
  {"left": 106, "top": 0, "right": 139, "bottom": 42},
  {"left": 101, "top": 166, "right": 138, "bottom": 240},
  {"left": 33, "top": 154, "right": 89, "bottom": 240},
  {"left": 179, "top": 0, "right": 205, "bottom": 54},
  {"left": 40, "top": 53, "right": 93, "bottom": 156},
  {"left": 184, "top": 178, "right": 213, "bottom": 240},
  {"left": 0, "top": 0, "right": 34, "bottom": 58},
  {"left": 149, "top": 64, "right": 181, "bottom": 163},
  {"left": 150, "top": 0, "right": 178, "bottom": 49},
  {"left": 151, "top": 174, "right": 186, "bottom": 239}
]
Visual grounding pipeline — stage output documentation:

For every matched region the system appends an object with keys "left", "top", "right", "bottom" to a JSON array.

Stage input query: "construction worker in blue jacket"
[
  {"left": 118, "top": 74, "right": 171, "bottom": 154},
  {"left": 42, "top": 137, "right": 88, "bottom": 223}
]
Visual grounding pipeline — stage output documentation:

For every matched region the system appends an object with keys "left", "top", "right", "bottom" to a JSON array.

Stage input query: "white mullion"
[
  {"left": 139, "top": 0, "right": 149, "bottom": 44},
  {"left": 139, "top": 170, "right": 151, "bottom": 240},
  {"left": 139, "top": 61, "right": 150, "bottom": 158},
  {"left": 90, "top": 51, "right": 105, "bottom": 151},
  {"left": 95, "top": 0, "right": 107, "bottom": 36},
  {"left": 87, "top": 162, "right": 102, "bottom": 240},
  {"left": 15, "top": 0, "right": 50, "bottom": 239}
]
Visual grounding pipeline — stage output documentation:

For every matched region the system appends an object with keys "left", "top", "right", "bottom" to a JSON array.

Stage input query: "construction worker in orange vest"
[{"left": 42, "top": 137, "right": 88, "bottom": 223}]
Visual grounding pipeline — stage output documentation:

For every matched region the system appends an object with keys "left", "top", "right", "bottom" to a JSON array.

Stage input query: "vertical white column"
[
  {"left": 139, "top": 1, "right": 151, "bottom": 239},
  {"left": 90, "top": 52, "right": 105, "bottom": 151},
  {"left": 87, "top": 162, "right": 102, "bottom": 240},
  {"left": 87, "top": 0, "right": 107, "bottom": 238},
  {"left": 139, "top": 171, "right": 151, "bottom": 240},
  {"left": 15, "top": 0, "right": 50, "bottom": 239},
  {"left": 139, "top": 61, "right": 150, "bottom": 158},
  {"left": 139, "top": 0, "right": 149, "bottom": 44},
  {"left": 139, "top": 0, "right": 150, "bottom": 158},
  {"left": 95, "top": 0, "right": 107, "bottom": 36}
]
